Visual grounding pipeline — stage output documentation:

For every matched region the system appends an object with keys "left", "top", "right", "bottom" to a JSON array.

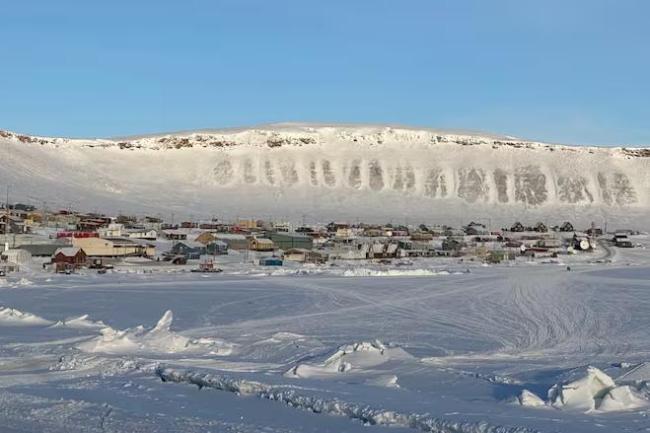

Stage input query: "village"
[{"left": 0, "top": 201, "right": 642, "bottom": 277}]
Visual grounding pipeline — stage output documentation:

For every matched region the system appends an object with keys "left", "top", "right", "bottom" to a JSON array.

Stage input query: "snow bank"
[
  {"left": 50, "top": 314, "right": 107, "bottom": 330},
  {"left": 517, "top": 366, "right": 648, "bottom": 413},
  {"left": 286, "top": 340, "right": 410, "bottom": 384},
  {"left": 341, "top": 268, "right": 449, "bottom": 277},
  {"left": 0, "top": 306, "right": 52, "bottom": 326},
  {"left": 77, "top": 310, "right": 233, "bottom": 356},
  {"left": 156, "top": 366, "right": 538, "bottom": 433},
  {"left": 234, "top": 267, "right": 454, "bottom": 278}
]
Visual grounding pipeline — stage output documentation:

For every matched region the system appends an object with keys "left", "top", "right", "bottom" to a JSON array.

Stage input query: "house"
[
  {"left": 249, "top": 237, "right": 275, "bottom": 252},
  {"left": 283, "top": 248, "right": 328, "bottom": 264},
  {"left": 259, "top": 256, "right": 283, "bottom": 266},
  {"left": 162, "top": 229, "right": 188, "bottom": 240},
  {"left": 170, "top": 241, "right": 228, "bottom": 259},
  {"left": 52, "top": 247, "right": 87, "bottom": 273},
  {"left": 368, "top": 242, "right": 399, "bottom": 259},
  {"left": 237, "top": 219, "right": 259, "bottom": 230},
  {"left": 126, "top": 228, "right": 158, "bottom": 240},
  {"left": 72, "top": 237, "right": 154, "bottom": 257},
  {"left": 268, "top": 232, "right": 313, "bottom": 250},
  {"left": 334, "top": 227, "right": 355, "bottom": 240},
  {"left": 410, "top": 231, "right": 434, "bottom": 241},
  {"left": 559, "top": 221, "right": 575, "bottom": 232},
  {"left": 98, "top": 223, "right": 124, "bottom": 238},
  {"left": 331, "top": 242, "right": 370, "bottom": 260},
  {"left": 0, "top": 214, "right": 27, "bottom": 234}
]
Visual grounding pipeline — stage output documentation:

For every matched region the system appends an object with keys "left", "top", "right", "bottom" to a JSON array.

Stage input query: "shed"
[{"left": 259, "top": 256, "right": 283, "bottom": 266}]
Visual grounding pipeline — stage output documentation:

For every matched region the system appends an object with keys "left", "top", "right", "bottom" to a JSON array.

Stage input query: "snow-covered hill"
[{"left": 2, "top": 123, "right": 649, "bottom": 227}]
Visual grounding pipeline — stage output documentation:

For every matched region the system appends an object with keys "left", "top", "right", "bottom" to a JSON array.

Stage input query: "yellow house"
[{"left": 72, "top": 237, "right": 155, "bottom": 257}]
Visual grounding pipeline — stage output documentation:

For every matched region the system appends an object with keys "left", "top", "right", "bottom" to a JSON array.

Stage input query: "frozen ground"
[{"left": 1, "top": 241, "right": 650, "bottom": 432}]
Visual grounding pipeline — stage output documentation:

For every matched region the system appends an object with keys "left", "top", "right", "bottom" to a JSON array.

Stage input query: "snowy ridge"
[
  {"left": 2, "top": 123, "right": 650, "bottom": 224},
  {"left": 155, "top": 366, "right": 539, "bottom": 433}
]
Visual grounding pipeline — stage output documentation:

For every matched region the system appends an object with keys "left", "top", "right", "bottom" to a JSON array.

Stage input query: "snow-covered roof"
[{"left": 54, "top": 247, "right": 82, "bottom": 257}]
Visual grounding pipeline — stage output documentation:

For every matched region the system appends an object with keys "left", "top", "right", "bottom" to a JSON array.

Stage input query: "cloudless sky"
[{"left": 1, "top": 0, "right": 648, "bottom": 145}]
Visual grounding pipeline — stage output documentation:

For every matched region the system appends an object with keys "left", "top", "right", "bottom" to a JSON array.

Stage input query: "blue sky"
[{"left": 1, "top": 0, "right": 648, "bottom": 145}]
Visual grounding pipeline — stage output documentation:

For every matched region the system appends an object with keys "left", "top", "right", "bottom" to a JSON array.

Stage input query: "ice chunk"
[
  {"left": 518, "top": 390, "right": 545, "bottom": 407},
  {"left": 548, "top": 366, "right": 615, "bottom": 411}
]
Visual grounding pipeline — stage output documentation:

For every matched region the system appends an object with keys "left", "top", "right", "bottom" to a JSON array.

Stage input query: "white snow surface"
[
  {"left": 2, "top": 243, "right": 650, "bottom": 432},
  {"left": 2, "top": 123, "right": 649, "bottom": 227}
]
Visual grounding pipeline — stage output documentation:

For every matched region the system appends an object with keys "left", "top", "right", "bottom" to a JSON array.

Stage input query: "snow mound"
[
  {"left": 598, "top": 385, "right": 647, "bottom": 412},
  {"left": 77, "top": 310, "right": 233, "bottom": 356},
  {"left": 518, "top": 366, "right": 648, "bottom": 413},
  {"left": 50, "top": 314, "right": 107, "bottom": 329},
  {"left": 287, "top": 340, "right": 411, "bottom": 382},
  {"left": 517, "top": 390, "right": 546, "bottom": 408},
  {"left": 341, "top": 268, "right": 448, "bottom": 277},
  {"left": 0, "top": 306, "right": 52, "bottom": 326}
]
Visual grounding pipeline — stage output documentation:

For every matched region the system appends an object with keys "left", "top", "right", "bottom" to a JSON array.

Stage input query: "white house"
[{"left": 98, "top": 223, "right": 124, "bottom": 238}]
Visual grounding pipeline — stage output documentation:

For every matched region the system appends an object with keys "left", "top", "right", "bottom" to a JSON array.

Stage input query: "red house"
[{"left": 52, "top": 247, "right": 87, "bottom": 273}]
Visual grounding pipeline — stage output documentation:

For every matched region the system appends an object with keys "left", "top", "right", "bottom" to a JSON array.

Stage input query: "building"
[
  {"left": 17, "top": 243, "right": 67, "bottom": 257},
  {"left": 259, "top": 256, "right": 283, "bottom": 266},
  {"left": 0, "top": 248, "right": 32, "bottom": 265},
  {"left": 98, "top": 223, "right": 124, "bottom": 238},
  {"left": 195, "top": 232, "right": 216, "bottom": 245},
  {"left": 215, "top": 233, "right": 249, "bottom": 250},
  {"left": 249, "top": 237, "right": 275, "bottom": 252},
  {"left": 162, "top": 229, "right": 188, "bottom": 240},
  {"left": 170, "top": 241, "right": 228, "bottom": 259},
  {"left": 52, "top": 247, "right": 87, "bottom": 273},
  {"left": 72, "top": 237, "right": 154, "bottom": 257},
  {"left": 126, "top": 229, "right": 158, "bottom": 240},
  {"left": 268, "top": 232, "right": 313, "bottom": 250},
  {"left": 283, "top": 248, "right": 328, "bottom": 264}
]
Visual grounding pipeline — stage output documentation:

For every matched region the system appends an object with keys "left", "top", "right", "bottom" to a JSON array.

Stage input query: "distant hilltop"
[{"left": 1, "top": 123, "right": 649, "bottom": 228}]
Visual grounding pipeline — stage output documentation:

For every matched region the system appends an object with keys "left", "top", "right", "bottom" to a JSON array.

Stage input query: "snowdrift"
[
  {"left": 286, "top": 340, "right": 410, "bottom": 387},
  {"left": 50, "top": 314, "right": 107, "bottom": 330},
  {"left": 156, "top": 366, "right": 538, "bottom": 433},
  {"left": 0, "top": 306, "right": 52, "bottom": 326},
  {"left": 518, "top": 366, "right": 648, "bottom": 413},
  {"left": 77, "top": 310, "right": 233, "bottom": 356}
]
